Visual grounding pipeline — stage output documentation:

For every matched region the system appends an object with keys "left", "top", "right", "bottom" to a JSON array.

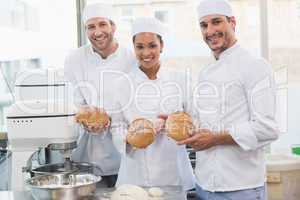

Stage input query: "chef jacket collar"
[
  {"left": 215, "top": 42, "right": 240, "bottom": 61},
  {"left": 135, "top": 63, "right": 163, "bottom": 81},
  {"left": 88, "top": 44, "right": 119, "bottom": 63}
]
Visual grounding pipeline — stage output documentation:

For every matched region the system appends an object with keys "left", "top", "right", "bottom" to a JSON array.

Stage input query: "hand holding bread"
[{"left": 75, "top": 105, "right": 110, "bottom": 134}]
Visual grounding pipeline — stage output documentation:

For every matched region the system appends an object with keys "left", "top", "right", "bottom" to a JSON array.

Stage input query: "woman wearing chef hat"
[{"left": 110, "top": 17, "right": 195, "bottom": 199}]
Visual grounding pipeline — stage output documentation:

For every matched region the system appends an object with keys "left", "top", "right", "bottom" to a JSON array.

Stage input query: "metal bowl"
[
  {"left": 26, "top": 173, "right": 101, "bottom": 200},
  {"left": 31, "top": 162, "right": 93, "bottom": 177}
]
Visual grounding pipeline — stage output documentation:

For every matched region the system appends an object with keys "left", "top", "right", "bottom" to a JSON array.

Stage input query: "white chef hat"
[
  {"left": 197, "top": 0, "right": 233, "bottom": 20},
  {"left": 82, "top": 3, "right": 115, "bottom": 24},
  {"left": 131, "top": 17, "right": 166, "bottom": 38}
]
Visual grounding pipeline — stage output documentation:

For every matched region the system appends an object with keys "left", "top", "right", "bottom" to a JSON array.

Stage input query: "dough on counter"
[
  {"left": 110, "top": 184, "right": 149, "bottom": 200},
  {"left": 148, "top": 187, "right": 164, "bottom": 197}
]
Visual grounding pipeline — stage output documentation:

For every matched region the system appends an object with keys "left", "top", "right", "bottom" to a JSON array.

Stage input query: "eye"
[
  {"left": 87, "top": 25, "right": 95, "bottom": 30},
  {"left": 149, "top": 44, "right": 158, "bottom": 48},
  {"left": 99, "top": 22, "right": 107, "bottom": 27},
  {"left": 200, "top": 23, "right": 207, "bottom": 29},
  {"left": 212, "top": 20, "right": 222, "bottom": 25},
  {"left": 135, "top": 45, "right": 143, "bottom": 50}
]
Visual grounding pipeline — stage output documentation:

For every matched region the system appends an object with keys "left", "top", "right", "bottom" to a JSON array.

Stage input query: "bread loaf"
[
  {"left": 75, "top": 106, "right": 109, "bottom": 128},
  {"left": 165, "top": 112, "right": 194, "bottom": 141},
  {"left": 126, "top": 118, "right": 156, "bottom": 149}
]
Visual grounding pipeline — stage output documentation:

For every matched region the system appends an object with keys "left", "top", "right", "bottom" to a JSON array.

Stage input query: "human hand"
[
  {"left": 83, "top": 118, "right": 110, "bottom": 133},
  {"left": 153, "top": 114, "right": 168, "bottom": 134},
  {"left": 75, "top": 105, "right": 110, "bottom": 134},
  {"left": 177, "top": 129, "right": 216, "bottom": 151}
]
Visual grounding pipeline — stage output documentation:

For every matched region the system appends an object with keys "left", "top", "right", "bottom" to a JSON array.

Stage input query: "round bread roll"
[
  {"left": 126, "top": 118, "right": 156, "bottom": 149},
  {"left": 75, "top": 106, "right": 109, "bottom": 128},
  {"left": 165, "top": 112, "right": 194, "bottom": 141}
]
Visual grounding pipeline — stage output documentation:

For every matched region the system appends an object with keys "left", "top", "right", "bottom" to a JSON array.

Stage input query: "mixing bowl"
[{"left": 26, "top": 173, "right": 101, "bottom": 200}]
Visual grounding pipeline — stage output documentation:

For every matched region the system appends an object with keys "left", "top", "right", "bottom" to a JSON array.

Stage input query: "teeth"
[
  {"left": 143, "top": 58, "right": 151, "bottom": 62},
  {"left": 95, "top": 38, "right": 105, "bottom": 41}
]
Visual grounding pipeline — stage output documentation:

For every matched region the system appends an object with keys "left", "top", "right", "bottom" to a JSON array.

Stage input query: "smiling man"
[
  {"left": 64, "top": 3, "right": 136, "bottom": 187},
  {"left": 178, "top": 0, "right": 280, "bottom": 200}
]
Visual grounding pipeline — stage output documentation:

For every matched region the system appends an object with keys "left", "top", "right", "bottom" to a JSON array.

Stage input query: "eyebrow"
[
  {"left": 200, "top": 17, "right": 223, "bottom": 24},
  {"left": 135, "top": 41, "right": 157, "bottom": 45}
]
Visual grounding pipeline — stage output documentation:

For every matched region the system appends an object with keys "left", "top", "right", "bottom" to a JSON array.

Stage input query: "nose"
[
  {"left": 205, "top": 24, "right": 215, "bottom": 36},
  {"left": 94, "top": 27, "right": 104, "bottom": 37},
  {"left": 142, "top": 47, "right": 151, "bottom": 57}
]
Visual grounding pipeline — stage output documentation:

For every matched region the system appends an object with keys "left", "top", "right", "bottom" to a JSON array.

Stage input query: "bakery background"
[{"left": 0, "top": 0, "right": 300, "bottom": 200}]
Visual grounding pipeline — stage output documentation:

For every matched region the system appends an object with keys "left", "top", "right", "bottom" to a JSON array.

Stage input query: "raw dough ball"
[
  {"left": 110, "top": 184, "right": 149, "bottom": 200},
  {"left": 148, "top": 187, "right": 164, "bottom": 197}
]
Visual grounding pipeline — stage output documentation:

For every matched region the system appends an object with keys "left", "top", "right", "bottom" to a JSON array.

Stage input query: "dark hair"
[
  {"left": 109, "top": 19, "right": 115, "bottom": 26},
  {"left": 132, "top": 34, "right": 163, "bottom": 44}
]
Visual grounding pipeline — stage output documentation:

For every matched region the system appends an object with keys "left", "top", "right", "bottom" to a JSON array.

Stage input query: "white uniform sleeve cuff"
[{"left": 230, "top": 121, "right": 258, "bottom": 151}]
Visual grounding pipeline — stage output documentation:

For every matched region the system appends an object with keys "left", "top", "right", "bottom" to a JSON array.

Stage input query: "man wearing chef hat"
[
  {"left": 64, "top": 3, "right": 136, "bottom": 187},
  {"left": 178, "top": 0, "right": 279, "bottom": 199}
]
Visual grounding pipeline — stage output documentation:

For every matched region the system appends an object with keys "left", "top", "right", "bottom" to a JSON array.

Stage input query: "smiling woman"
[{"left": 133, "top": 32, "right": 163, "bottom": 79}]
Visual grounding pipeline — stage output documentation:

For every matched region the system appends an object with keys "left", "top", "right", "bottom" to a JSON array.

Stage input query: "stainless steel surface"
[
  {"left": 48, "top": 141, "right": 77, "bottom": 160},
  {"left": 0, "top": 185, "right": 187, "bottom": 200},
  {"left": 26, "top": 173, "right": 101, "bottom": 200},
  {"left": 48, "top": 142, "right": 77, "bottom": 151},
  {"left": 31, "top": 162, "right": 94, "bottom": 177}
]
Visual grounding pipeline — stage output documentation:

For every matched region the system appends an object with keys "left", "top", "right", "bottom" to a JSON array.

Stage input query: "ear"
[
  {"left": 229, "top": 16, "right": 236, "bottom": 32},
  {"left": 160, "top": 41, "right": 164, "bottom": 53},
  {"left": 111, "top": 23, "right": 116, "bottom": 34}
]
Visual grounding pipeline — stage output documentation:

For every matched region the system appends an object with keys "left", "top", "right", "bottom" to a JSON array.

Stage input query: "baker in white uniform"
[
  {"left": 178, "top": 0, "right": 280, "bottom": 199},
  {"left": 110, "top": 17, "right": 195, "bottom": 199},
  {"left": 64, "top": 3, "right": 136, "bottom": 187}
]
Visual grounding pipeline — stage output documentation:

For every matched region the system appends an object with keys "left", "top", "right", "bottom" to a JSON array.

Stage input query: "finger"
[
  {"left": 86, "top": 125, "right": 93, "bottom": 132},
  {"left": 191, "top": 144, "right": 204, "bottom": 151},
  {"left": 105, "top": 122, "right": 110, "bottom": 128},
  {"left": 157, "top": 114, "right": 168, "bottom": 120},
  {"left": 177, "top": 137, "right": 197, "bottom": 145},
  {"left": 105, "top": 119, "right": 111, "bottom": 128},
  {"left": 196, "top": 128, "right": 211, "bottom": 135}
]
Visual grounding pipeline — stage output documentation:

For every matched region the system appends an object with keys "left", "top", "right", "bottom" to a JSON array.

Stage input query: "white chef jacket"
[
  {"left": 111, "top": 65, "right": 195, "bottom": 191},
  {"left": 193, "top": 43, "right": 280, "bottom": 192},
  {"left": 64, "top": 44, "right": 136, "bottom": 175}
]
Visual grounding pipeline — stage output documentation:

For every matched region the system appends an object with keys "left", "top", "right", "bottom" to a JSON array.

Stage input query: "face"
[
  {"left": 199, "top": 14, "right": 236, "bottom": 56},
  {"left": 85, "top": 17, "right": 115, "bottom": 52},
  {"left": 133, "top": 32, "right": 163, "bottom": 70}
]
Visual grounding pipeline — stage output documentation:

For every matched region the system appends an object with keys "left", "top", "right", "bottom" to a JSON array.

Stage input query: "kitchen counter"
[{"left": 0, "top": 185, "right": 186, "bottom": 200}]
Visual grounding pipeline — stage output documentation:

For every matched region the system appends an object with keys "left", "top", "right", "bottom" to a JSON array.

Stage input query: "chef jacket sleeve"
[{"left": 231, "top": 58, "right": 280, "bottom": 151}]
